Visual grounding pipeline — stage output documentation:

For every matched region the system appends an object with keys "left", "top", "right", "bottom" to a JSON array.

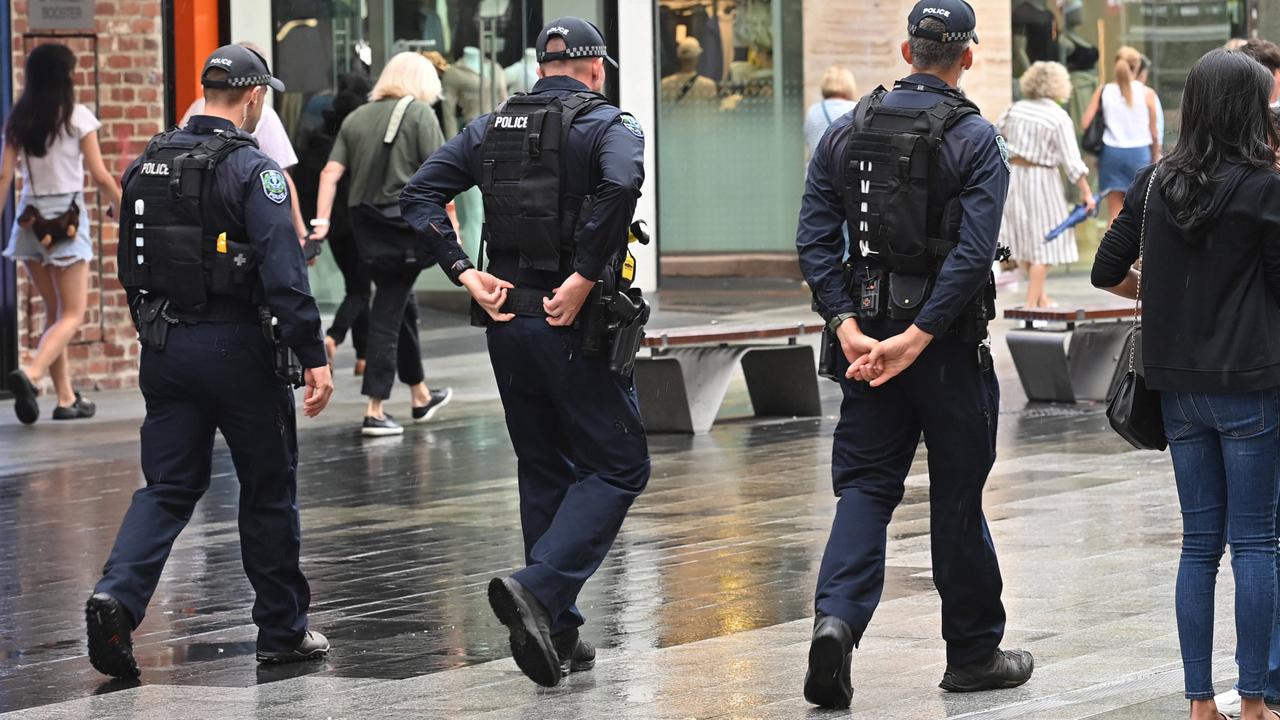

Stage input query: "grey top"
[{"left": 330, "top": 98, "right": 446, "bottom": 207}]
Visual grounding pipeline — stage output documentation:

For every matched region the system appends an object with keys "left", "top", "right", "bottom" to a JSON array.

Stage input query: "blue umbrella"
[{"left": 1045, "top": 202, "right": 1098, "bottom": 242}]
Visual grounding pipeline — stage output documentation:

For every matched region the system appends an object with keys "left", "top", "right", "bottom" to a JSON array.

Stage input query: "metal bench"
[
  {"left": 1003, "top": 306, "right": 1134, "bottom": 403},
  {"left": 634, "top": 322, "right": 824, "bottom": 434}
]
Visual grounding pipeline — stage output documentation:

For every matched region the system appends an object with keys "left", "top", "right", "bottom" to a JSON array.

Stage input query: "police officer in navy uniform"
[
  {"left": 401, "top": 18, "right": 648, "bottom": 688},
  {"left": 84, "top": 45, "right": 335, "bottom": 679},
  {"left": 796, "top": 1, "right": 1033, "bottom": 708}
]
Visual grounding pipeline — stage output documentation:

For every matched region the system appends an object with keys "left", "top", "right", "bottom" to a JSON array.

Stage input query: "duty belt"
[
  {"left": 499, "top": 288, "right": 554, "bottom": 317},
  {"left": 171, "top": 296, "right": 260, "bottom": 324}
]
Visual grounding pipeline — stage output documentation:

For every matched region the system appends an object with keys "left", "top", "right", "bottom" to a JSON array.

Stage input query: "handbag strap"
[
  {"left": 1129, "top": 166, "right": 1158, "bottom": 372},
  {"left": 364, "top": 96, "right": 415, "bottom": 206}
]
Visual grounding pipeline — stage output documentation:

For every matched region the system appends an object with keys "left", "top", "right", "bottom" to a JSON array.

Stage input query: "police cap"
[
  {"left": 536, "top": 17, "right": 618, "bottom": 68},
  {"left": 201, "top": 44, "right": 286, "bottom": 92},
  {"left": 908, "top": 0, "right": 980, "bottom": 44}
]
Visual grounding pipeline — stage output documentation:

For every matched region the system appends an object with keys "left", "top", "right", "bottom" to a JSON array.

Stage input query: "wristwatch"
[
  {"left": 446, "top": 259, "right": 475, "bottom": 287},
  {"left": 827, "top": 312, "right": 857, "bottom": 335}
]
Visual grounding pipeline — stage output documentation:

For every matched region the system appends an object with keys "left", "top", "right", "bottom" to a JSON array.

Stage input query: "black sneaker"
[
  {"left": 53, "top": 392, "right": 96, "bottom": 420},
  {"left": 85, "top": 593, "right": 140, "bottom": 679},
  {"left": 362, "top": 414, "right": 404, "bottom": 437},
  {"left": 488, "top": 576, "right": 562, "bottom": 687},
  {"left": 939, "top": 648, "right": 1034, "bottom": 692},
  {"left": 256, "top": 630, "right": 330, "bottom": 664},
  {"left": 8, "top": 369, "right": 39, "bottom": 425},
  {"left": 553, "top": 630, "right": 596, "bottom": 675},
  {"left": 412, "top": 388, "right": 453, "bottom": 423},
  {"left": 803, "top": 614, "right": 854, "bottom": 709}
]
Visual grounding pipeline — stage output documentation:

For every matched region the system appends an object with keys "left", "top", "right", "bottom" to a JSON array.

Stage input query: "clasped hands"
[
  {"left": 837, "top": 319, "right": 933, "bottom": 387},
  {"left": 460, "top": 268, "right": 594, "bottom": 327}
]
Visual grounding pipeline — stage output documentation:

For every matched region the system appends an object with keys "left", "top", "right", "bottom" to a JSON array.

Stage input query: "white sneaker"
[{"left": 1216, "top": 689, "right": 1242, "bottom": 718}]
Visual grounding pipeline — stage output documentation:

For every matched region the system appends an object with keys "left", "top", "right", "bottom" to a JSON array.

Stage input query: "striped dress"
[{"left": 996, "top": 98, "right": 1089, "bottom": 266}]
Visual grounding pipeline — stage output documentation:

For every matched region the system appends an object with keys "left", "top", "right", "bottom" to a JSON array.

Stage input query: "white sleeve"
[
  {"left": 72, "top": 104, "right": 102, "bottom": 138},
  {"left": 253, "top": 106, "right": 299, "bottom": 169}
]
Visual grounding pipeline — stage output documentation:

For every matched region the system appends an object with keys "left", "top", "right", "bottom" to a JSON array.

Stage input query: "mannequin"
[
  {"left": 1059, "top": 0, "right": 1100, "bottom": 135},
  {"left": 1012, "top": 0, "right": 1059, "bottom": 81},
  {"left": 441, "top": 46, "right": 508, "bottom": 136},
  {"left": 660, "top": 37, "right": 718, "bottom": 104},
  {"left": 504, "top": 48, "right": 538, "bottom": 94}
]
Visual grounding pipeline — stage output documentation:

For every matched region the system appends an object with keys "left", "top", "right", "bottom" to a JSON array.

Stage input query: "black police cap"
[
  {"left": 908, "top": 0, "right": 980, "bottom": 44},
  {"left": 201, "top": 44, "right": 286, "bottom": 92},
  {"left": 536, "top": 17, "right": 618, "bottom": 68}
]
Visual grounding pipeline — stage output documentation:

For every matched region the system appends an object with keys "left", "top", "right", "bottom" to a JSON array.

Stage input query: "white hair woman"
[
  {"left": 997, "top": 61, "right": 1096, "bottom": 308},
  {"left": 310, "top": 52, "right": 453, "bottom": 435},
  {"left": 804, "top": 66, "right": 858, "bottom": 156}
]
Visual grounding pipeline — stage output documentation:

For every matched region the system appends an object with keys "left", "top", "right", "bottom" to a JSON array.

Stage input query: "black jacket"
[{"left": 1092, "top": 162, "right": 1280, "bottom": 392}]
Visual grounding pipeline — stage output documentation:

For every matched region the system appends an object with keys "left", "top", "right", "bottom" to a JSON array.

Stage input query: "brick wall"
[
  {"left": 10, "top": 0, "right": 163, "bottom": 391},
  {"left": 803, "top": 0, "right": 1013, "bottom": 122}
]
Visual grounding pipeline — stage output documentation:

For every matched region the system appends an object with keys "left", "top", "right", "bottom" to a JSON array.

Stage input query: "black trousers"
[
  {"left": 95, "top": 323, "right": 309, "bottom": 652},
  {"left": 324, "top": 222, "right": 370, "bottom": 359},
  {"left": 361, "top": 269, "right": 426, "bottom": 401}
]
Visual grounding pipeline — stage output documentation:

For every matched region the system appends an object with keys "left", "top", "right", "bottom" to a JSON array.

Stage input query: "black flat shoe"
[
  {"left": 9, "top": 369, "right": 39, "bottom": 425},
  {"left": 488, "top": 576, "right": 562, "bottom": 687},
  {"left": 939, "top": 648, "right": 1034, "bottom": 692},
  {"left": 803, "top": 614, "right": 854, "bottom": 709},
  {"left": 256, "top": 630, "right": 330, "bottom": 664},
  {"left": 85, "top": 593, "right": 140, "bottom": 679},
  {"left": 53, "top": 392, "right": 96, "bottom": 420},
  {"left": 553, "top": 630, "right": 596, "bottom": 675}
]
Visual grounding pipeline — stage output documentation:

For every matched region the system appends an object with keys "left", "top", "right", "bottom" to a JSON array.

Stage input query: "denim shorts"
[
  {"left": 3, "top": 192, "right": 94, "bottom": 267},
  {"left": 1097, "top": 145, "right": 1152, "bottom": 196}
]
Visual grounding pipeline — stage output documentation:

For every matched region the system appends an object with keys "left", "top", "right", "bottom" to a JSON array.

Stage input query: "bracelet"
[{"left": 309, "top": 218, "right": 330, "bottom": 227}]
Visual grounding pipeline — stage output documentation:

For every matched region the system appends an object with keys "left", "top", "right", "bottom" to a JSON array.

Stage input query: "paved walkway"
[{"left": 0, "top": 273, "right": 1242, "bottom": 719}]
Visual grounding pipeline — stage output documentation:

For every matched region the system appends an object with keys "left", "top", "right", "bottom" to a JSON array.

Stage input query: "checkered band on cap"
[
  {"left": 228, "top": 75, "right": 270, "bottom": 87},
  {"left": 564, "top": 45, "right": 607, "bottom": 58}
]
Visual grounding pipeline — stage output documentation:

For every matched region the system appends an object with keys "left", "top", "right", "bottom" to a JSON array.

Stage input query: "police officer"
[
  {"left": 400, "top": 18, "right": 648, "bottom": 688},
  {"left": 84, "top": 45, "right": 335, "bottom": 679},
  {"left": 796, "top": 1, "right": 1033, "bottom": 708}
]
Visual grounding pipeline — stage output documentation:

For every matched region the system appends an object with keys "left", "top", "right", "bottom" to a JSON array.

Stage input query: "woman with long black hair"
[
  {"left": 1, "top": 43, "right": 122, "bottom": 424},
  {"left": 1093, "top": 48, "right": 1280, "bottom": 720}
]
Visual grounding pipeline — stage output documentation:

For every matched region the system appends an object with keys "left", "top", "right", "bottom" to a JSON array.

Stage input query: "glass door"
[{"left": 0, "top": 0, "right": 16, "bottom": 395}]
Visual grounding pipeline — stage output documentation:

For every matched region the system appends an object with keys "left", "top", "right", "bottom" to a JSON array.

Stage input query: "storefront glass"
[{"left": 655, "top": 0, "right": 803, "bottom": 254}]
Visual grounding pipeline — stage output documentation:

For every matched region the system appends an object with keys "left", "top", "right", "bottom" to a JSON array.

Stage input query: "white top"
[
  {"left": 1101, "top": 81, "right": 1153, "bottom": 149},
  {"left": 181, "top": 98, "right": 299, "bottom": 169},
  {"left": 21, "top": 104, "right": 100, "bottom": 196},
  {"left": 804, "top": 98, "right": 857, "bottom": 156},
  {"left": 997, "top": 99, "right": 1088, "bottom": 182}
]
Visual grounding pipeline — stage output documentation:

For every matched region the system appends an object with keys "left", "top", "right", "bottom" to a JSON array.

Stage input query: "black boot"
[
  {"left": 488, "top": 577, "right": 562, "bottom": 687},
  {"left": 85, "top": 593, "right": 140, "bottom": 679},
  {"left": 256, "top": 630, "right": 330, "bottom": 664},
  {"left": 553, "top": 629, "right": 596, "bottom": 675},
  {"left": 939, "top": 648, "right": 1034, "bottom": 692},
  {"left": 803, "top": 614, "right": 854, "bottom": 709}
]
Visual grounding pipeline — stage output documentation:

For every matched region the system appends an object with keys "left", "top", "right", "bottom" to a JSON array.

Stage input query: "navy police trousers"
[
  {"left": 487, "top": 317, "right": 650, "bottom": 634},
  {"left": 814, "top": 336, "right": 1006, "bottom": 667},
  {"left": 95, "top": 323, "right": 310, "bottom": 652}
]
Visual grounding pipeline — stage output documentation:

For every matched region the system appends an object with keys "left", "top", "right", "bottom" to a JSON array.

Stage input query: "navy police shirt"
[
  {"left": 120, "top": 115, "right": 326, "bottom": 368},
  {"left": 796, "top": 73, "right": 1009, "bottom": 338},
  {"left": 400, "top": 75, "right": 645, "bottom": 290}
]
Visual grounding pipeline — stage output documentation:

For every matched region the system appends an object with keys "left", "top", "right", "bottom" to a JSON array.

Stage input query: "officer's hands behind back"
[
  {"left": 461, "top": 269, "right": 516, "bottom": 323},
  {"left": 303, "top": 365, "right": 334, "bottom": 417},
  {"left": 543, "top": 273, "right": 595, "bottom": 327}
]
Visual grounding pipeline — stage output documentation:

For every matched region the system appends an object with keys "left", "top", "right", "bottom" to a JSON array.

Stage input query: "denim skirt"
[{"left": 1098, "top": 145, "right": 1152, "bottom": 196}]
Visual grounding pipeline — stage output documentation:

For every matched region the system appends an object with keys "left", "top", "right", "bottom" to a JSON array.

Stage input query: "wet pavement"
[{"left": 0, "top": 272, "right": 1244, "bottom": 719}]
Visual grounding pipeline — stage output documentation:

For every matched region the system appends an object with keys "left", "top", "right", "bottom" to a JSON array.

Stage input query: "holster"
[
  {"left": 258, "top": 307, "right": 304, "bottom": 388},
  {"left": 819, "top": 326, "right": 842, "bottom": 382},
  {"left": 133, "top": 295, "right": 175, "bottom": 350},
  {"left": 607, "top": 289, "right": 649, "bottom": 377}
]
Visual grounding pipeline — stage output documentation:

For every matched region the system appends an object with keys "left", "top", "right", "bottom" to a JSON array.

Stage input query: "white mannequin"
[
  {"left": 458, "top": 46, "right": 482, "bottom": 73},
  {"left": 505, "top": 48, "right": 538, "bottom": 93}
]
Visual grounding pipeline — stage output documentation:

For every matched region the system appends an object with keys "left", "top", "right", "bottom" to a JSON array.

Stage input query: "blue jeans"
[{"left": 1162, "top": 390, "right": 1280, "bottom": 700}]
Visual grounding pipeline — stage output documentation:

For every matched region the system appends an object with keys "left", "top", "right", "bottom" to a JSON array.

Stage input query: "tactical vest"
[
  {"left": 478, "top": 91, "right": 613, "bottom": 272},
  {"left": 841, "top": 83, "right": 980, "bottom": 276},
  {"left": 118, "top": 129, "right": 261, "bottom": 314}
]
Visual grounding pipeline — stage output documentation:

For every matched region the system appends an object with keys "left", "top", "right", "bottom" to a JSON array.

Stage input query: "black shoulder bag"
[
  {"left": 1082, "top": 90, "right": 1106, "bottom": 156},
  {"left": 355, "top": 96, "right": 436, "bottom": 275},
  {"left": 1106, "top": 167, "right": 1166, "bottom": 451}
]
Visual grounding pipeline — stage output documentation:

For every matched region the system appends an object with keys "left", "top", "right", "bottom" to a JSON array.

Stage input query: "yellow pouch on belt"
[{"left": 216, "top": 232, "right": 228, "bottom": 253}]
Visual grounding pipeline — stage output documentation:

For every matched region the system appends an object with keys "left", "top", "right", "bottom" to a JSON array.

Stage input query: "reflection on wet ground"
[{"left": 0, "top": 277, "right": 1242, "bottom": 718}]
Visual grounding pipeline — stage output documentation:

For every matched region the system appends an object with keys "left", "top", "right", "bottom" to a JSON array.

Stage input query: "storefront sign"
[{"left": 28, "top": 0, "right": 95, "bottom": 32}]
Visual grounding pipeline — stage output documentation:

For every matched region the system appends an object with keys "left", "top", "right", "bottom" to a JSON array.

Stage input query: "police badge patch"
[
  {"left": 619, "top": 113, "right": 644, "bottom": 138},
  {"left": 260, "top": 170, "right": 288, "bottom": 204},
  {"left": 995, "top": 135, "right": 1011, "bottom": 172}
]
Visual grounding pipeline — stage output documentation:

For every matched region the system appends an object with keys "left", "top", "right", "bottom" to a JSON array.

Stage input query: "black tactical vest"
[
  {"left": 478, "top": 91, "right": 612, "bottom": 272},
  {"left": 118, "top": 129, "right": 260, "bottom": 313},
  {"left": 841, "top": 84, "right": 979, "bottom": 276}
]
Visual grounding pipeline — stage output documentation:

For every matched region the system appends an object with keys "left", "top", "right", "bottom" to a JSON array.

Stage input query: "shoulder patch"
[
  {"left": 619, "top": 113, "right": 644, "bottom": 138},
  {"left": 260, "top": 169, "right": 288, "bottom": 204},
  {"left": 995, "top": 134, "right": 1011, "bottom": 172}
]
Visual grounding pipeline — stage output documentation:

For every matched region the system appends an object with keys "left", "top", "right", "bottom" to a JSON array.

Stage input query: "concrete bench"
[
  {"left": 634, "top": 322, "right": 824, "bottom": 434},
  {"left": 1003, "top": 306, "right": 1135, "bottom": 403}
]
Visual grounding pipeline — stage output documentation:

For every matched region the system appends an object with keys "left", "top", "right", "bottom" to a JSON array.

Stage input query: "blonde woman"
[
  {"left": 1082, "top": 46, "right": 1161, "bottom": 225},
  {"left": 804, "top": 66, "right": 858, "bottom": 156},
  {"left": 998, "top": 61, "right": 1094, "bottom": 308},
  {"left": 311, "top": 52, "right": 453, "bottom": 436}
]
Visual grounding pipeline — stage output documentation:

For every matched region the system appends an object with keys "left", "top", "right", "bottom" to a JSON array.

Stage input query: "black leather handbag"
[
  {"left": 1082, "top": 100, "right": 1105, "bottom": 156},
  {"left": 1106, "top": 168, "right": 1166, "bottom": 451}
]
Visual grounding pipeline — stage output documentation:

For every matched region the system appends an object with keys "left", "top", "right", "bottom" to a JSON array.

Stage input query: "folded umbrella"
[{"left": 1045, "top": 202, "right": 1097, "bottom": 242}]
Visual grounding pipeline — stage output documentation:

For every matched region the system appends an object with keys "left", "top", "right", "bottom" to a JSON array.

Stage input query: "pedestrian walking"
[
  {"left": 2, "top": 43, "right": 122, "bottom": 424},
  {"left": 1082, "top": 46, "right": 1161, "bottom": 226},
  {"left": 1093, "top": 48, "right": 1280, "bottom": 720},
  {"left": 997, "top": 61, "right": 1095, "bottom": 308},
  {"left": 804, "top": 66, "right": 857, "bottom": 157},
  {"left": 310, "top": 52, "right": 453, "bottom": 437},
  {"left": 86, "top": 44, "right": 334, "bottom": 679},
  {"left": 401, "top": 17, "right": 649, "bottom": 688},
  {"left": 795, "top": 0, "right": 1032, "bottom": 708}
]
